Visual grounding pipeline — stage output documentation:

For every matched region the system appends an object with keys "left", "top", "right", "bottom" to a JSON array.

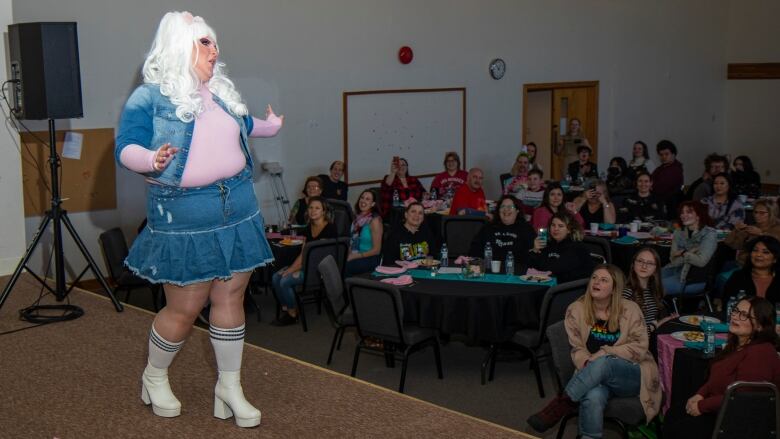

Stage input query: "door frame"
[{"left": 522, "top": 81, "right": 599, "bottom": 179}]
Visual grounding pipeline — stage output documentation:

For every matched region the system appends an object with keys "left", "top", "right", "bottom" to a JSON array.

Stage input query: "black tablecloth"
[
  {"left": 369, "top": 275, "right": 549, "bottom": 343},
  {"left": 656, "top": 318, "right": 714, "bottom": 410}
]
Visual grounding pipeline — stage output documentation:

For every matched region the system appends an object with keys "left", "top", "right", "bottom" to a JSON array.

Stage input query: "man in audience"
[
  {"left": 567, "top": 145, "right": 598, "bottom": 182},
  {"left": 450, "top": 167, "right": 488, "bottom": 216},
  {"left": 687, "top": 153, "right": 728, "bottom": 201},
  {"left": 651, "top": 140, "right": 684, "bottom": 215},
  {"left": 318, "top": 160, "right": 348, "bottom": 200}
]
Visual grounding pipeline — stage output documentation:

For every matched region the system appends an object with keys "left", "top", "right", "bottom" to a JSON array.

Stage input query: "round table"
[{"left": 389, "top": 276, "right": 550, "bottom": 343}]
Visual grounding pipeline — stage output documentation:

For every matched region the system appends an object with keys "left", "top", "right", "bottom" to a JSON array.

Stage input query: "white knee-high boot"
[
  {"left": 141, "top": 325, "right": 184, "bottom": 417},
  {"left": 210, "top": 324, "right": 260, "bottom": 428}
]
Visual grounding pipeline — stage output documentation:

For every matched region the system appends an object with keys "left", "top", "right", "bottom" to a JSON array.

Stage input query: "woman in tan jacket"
[{"left": 527, "top": 264, "right": 662, "bottom": 438}]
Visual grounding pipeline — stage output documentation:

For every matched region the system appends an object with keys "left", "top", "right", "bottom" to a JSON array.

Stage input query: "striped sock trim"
[
  {"left": 209, "top": 324, "right": 246, "bottom": 342},
  {"left": 149, "top": 327, "right": 184, "bottom": 353}
]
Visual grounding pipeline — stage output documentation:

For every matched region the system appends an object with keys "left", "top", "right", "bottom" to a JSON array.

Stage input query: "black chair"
[
  {"left": 667, "top": 257, "right": 716, "bottom": 314},
  {"left": 546, "top": 320, "right": 646, "bottom": 439},
  {"left": 483, "top": 278, "right": 588, "bottom": 394},
  {"left": 711, "top": 381, "right": 778, "bottom": 438},
  {"left": 441, "top": 215, "right": 488, "bottom": 258},
  {"left": 98, "top": 228, "right": 161, "bottom": 311},
  {"left": 500, "top": 172, "right": 512, "bottom": 193},
  {"left": 582, "top": 235, "right": 612, "bottom": 264},
  {"left": 346, "top": 278, "right": 443, "bottom": 393},
  {"left": 318, "top": 255, "right": 354, "bottom": 365},
  {"left": 291, "top": 237, "right": 350, "bottom": 332},
  {"left": 327, "top": 199, "right": 355, "bottom": 238}
]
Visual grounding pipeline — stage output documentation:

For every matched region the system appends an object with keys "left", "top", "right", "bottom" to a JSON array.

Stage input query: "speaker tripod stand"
[{"left": 0, "top": 119, "right": 123, "bottom": 314}]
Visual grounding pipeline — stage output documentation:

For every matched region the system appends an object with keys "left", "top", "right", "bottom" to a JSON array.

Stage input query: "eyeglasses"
[
  {"left": 499, "top": 205, "right": 517, "bottom": 211},
  {"left": 754, "top": 210, "right": 769, "bottom": 216},
  {"left": 634, "top": 258, "right": 656, "bottom": 267},
  {"left": 730, "top": 308, "right": 753, "bottom": 321}
]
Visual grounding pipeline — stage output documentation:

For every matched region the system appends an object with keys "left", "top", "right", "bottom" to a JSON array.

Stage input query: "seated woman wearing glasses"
[
  {"left": 528, "top": 211, "right": 594, "bottom": 283},
  {"left": 663, "top": 296, "right": 780, "bottom": 438},
  {"left": 527, "top": 265, "right": 661, "bottom": 438},
  {"left": 661, "top": 201, "right": 717, "bottom": 295},
  {"left": 724, "top": 199, "right": 780, "bottom": 266},
  {"left": 723, "top": 236, "right": 780, "bottom": 308},
  {"left": 622, "top": 247, "right": 678, "bottom": 335},
  {"left": 469, "top": 195, "right": 535, "bottom": 266}
]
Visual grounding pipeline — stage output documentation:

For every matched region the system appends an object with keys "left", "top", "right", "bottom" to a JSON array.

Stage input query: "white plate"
[
  {"left": 679, "top": 315, "right": 720, "bottom": 326},
  {"left": 519, "top": 274, "right": 551, "bottom": 283},
  {"left": 671, "top": 331, "right": 704, "bottom": 342}
]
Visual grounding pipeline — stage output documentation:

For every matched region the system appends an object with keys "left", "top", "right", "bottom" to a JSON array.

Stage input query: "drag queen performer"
[{"left": 115, "top": 11, "right": 283, "bottom": 427}]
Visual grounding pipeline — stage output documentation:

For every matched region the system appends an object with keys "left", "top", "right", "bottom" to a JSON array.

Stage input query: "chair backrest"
[
  {"left": 301, "top": 237, "right": 350, "bottom": 289},
  {"left": 546, "top": 320, "right": 576, "bottom": 393},
  {"left": 318, "top": 255, "right": 347, "bottom": 317},
  {"left": 535, "top": 278, "right": 589, "bottom": 348},
  {"left": 499, "top": 172, "right": 512, "bottom": 192},
  {"left": 328, "top": 199, "right": 355, "bottom": 237},
  {"left": 582, "top": 235, "right": 612, "bottom": 264},
  {"left": 712, "top": 381, "right": 779, "bottom": 439},
  {"left": 346, "top": 278, "right": 405, "bottom": 344},
  {"left": 442, "top": 215, "right": 488, "bottom": 257},
  {"left": 98, "top": 227, "right": 129, "bottom": 281}
]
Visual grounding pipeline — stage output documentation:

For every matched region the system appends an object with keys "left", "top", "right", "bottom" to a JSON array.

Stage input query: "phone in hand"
[{"left": 392, "top": 156, "right": 400, "bottom": 166}]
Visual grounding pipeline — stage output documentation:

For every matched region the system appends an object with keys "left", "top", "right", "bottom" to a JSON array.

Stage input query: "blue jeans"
[
  {"left": 272, "top": 267, "right": 303, "bottom": 309},
  {"left": 564, "top": 355, "right": 641, "bottom": 439},
  {"left": 346, "top": 254, "right": 382, "bottom": 276},
  {"left": 662, "top": 266, "right": 705, "bottom": 296}
]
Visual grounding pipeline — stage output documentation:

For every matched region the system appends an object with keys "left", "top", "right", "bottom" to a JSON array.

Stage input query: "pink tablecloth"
[{"left": 656, "top": 333, "right": 726, "bottom": 413}]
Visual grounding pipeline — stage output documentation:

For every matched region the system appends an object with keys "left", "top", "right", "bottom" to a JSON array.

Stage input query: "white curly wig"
[{"left": 142, "top": 11, "right": 248, "bottom": 122}]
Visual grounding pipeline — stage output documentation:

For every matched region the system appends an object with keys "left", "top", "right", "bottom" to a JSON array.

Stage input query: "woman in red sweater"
[{"left": 663, "top": 296, "right": 780, "bottom": 437}]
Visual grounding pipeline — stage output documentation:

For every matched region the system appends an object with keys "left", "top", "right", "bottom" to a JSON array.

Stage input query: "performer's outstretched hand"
[
  {"left": 154, "top": 143, "right": 179, "bottom": 171},
  {"left": 265, "top": 104, "right": 284, "bottom": 126}
]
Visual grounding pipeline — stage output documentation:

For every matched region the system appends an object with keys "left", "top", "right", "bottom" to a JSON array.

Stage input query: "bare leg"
[
  {"left": 208, "top": 271, "right": 251, "bottom": 328},
  {"left": 154, "top": 281, "right": 212, "bottom": 342}
]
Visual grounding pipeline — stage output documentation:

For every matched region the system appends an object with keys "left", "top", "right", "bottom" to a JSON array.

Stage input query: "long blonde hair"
[
  {"left": 142, "top": 11, "right": 247, "bottom": 122},
  {"left": 580, "top": 264, "right": 625, "bottom": 332}
]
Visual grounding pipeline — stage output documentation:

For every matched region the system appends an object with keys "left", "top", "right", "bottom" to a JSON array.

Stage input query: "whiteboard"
[{"left": 343, "top": 88, "right": 466, "bottom": 185}]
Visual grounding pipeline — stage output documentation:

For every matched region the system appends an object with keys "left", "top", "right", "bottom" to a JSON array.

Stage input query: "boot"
[
  {"left": 141, "top": 362, "right": 181, "bottom": 417},
  {"left": 526, "top": 393, "right": 578, "bottom": 432},
  {"left": 213, "top": 370, "right": 261, "bottom": 427}
]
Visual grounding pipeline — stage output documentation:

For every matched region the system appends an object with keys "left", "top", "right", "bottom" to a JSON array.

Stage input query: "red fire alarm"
[{"left": 398, "top": 46, "right": 413, "bottom": 64}]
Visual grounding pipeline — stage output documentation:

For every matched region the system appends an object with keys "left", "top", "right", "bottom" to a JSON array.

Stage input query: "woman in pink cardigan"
[
  {"left": 527, "top": 264, "right": 662, "bottom": 438},
  {"left": 531, "top": 182, "right": 584, "bottom": 230}
]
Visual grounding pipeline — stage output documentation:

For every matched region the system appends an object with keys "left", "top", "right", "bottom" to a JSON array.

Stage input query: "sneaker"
[
  {"left": 270, "top": 313, "right": 298, "bottom": 327},
  {"left": 526, "top": 393, "right": 578, "bottom": 433}
]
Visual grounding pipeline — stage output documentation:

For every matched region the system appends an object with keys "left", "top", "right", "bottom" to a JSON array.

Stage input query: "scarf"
[{"left": 351, "top": 212, "right": 375, "bottom": 251}]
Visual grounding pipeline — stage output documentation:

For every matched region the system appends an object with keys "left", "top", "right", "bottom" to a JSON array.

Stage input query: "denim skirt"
[{"left": 125, "top": 167, "right": 274, "bottom": 286}]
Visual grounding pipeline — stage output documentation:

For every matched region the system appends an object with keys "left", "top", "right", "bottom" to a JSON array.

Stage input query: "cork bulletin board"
[{"left": 21, "top": 128, "right": 117, "bottom": 216}]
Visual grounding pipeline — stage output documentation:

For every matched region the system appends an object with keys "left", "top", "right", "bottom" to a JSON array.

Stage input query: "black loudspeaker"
[{"left": 7, "top": 22, "right": 83, "bottom": 120}]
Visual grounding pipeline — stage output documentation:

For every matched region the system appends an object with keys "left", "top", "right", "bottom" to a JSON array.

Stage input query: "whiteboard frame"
[{"left": 342, "top": 87, "right": 466, "bottom": 186}]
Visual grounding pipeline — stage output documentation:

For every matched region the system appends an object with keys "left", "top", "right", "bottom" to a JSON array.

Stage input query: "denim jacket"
[{"left": 115, "top": 84, "right": 255, "bottom": 186}]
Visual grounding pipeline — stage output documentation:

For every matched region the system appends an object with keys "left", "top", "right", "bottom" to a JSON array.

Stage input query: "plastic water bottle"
[
  {"left": 392, "top": 189, "right": 400, "bottom": 207},
  {"left": 703, "top": 321, "right": 715, "bottom": 357},
  {"left": 484, "top": 242, "right": 493, "bottom": 269},
  {"left": 505, "top": 251, "right": 515, "bottom": 276},
  {"left": 440, "top": 243, "right": 448, "bottom": 267},
  {"left": 431, "top": 188, "right": 438, "bottom": 200}
]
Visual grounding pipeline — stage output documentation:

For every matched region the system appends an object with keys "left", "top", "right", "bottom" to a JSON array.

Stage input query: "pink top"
[
  {"left": 531, "top": 206, "right": 585, "bottom": 230},
  {"left": 119, "top": 86, "right": 282, "bottom": 187}
]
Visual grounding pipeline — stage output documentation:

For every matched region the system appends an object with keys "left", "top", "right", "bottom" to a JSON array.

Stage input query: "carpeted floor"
[{"left": 0, "top": 274, "right": 538, "bottom": 438}]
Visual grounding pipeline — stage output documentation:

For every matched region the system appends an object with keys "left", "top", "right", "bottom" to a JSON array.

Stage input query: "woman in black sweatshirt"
[
  {"left": 469, "top": 195, "right": 535, "bottom": 269},
  {"left": 528, "top": 211, "right": 594, "bottom": 282},
  {"left": 381, "top": 202, "right": 439, "bottom": 264}
]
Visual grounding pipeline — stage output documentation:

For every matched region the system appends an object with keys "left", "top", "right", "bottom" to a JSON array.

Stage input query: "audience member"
[
  {"left": 661, "top": 201, "right": 717, "bottom": 295},
  {"left": 515, "top": 169, "right": 545, "bottom": 213},
  {"left": 345, "top": 189, "right": 383, "bottom": 276},
  {"left": 531, "top": 183, "right": 584, "bottom": 230},
  {"left": 724, "top": 199, "right": 780, "bottom": 265},
  {"left": 687, "top": 153, "right": 728, "bottom": 202},
  {"left": 468, "top": 195, "right": 535, "bottom": 266},
  {"left": 525, "top": 142, "right": 542, "bottom": 171},
  {"left": 527, "top": 265, "right": 661, "bottom": 438},
  {"left": 628, "top": 140, "right": 656, "bottom": 175},
  {"left": 503, "top": 153, "right": 531, "bottom": 193},
  {"left": 381, "top": 202, "right": 439, "bottom": 263},
  {"left": 556, "top": 118, "right": 591, "bottom": 177},
  {"left": 318, "top": 160, "right": 347, "bottom": 201},
  {"left": 450, "top": 168, "right": 488, "bottom": 216},
  {"left": 723, "top": 236, "right": 780, "bottom": 307},
  {"left": 528, "top": 211, "right": 594, "bottom": 282},
  {"left": 379, "top": 157, "right": 425, "bottom": 218},
  {"left": 429, "top": 151, "right": 468, "bottom": 200},
  {"left": 619, "top": 171, "right": 665, "bottom": 222},
  {"left": 702, "top": 172, "right": 744, "bottom": 230},
  {"left": 663, "top": 296, "right": 780, "bottom": 438},
  {"left": 573, "top": 180, "right": 616, "bottom": 225},
  {"left": 623, "top": 248, "right": 677, "bottom": 334},
  {"left": 651, "top": 140, "right": 684, "bottom": 214},
  {"left": 605, "top": 157, "right": 634, "bottom": 197},
  {"left": 567, "top": 145, "right": 598, "bottom": 183},
  {"left": 731, "top": 155, "right": 762, "bottom": 199},
  {"left": 272, "top": 197, "right": 338, "bottom": 326},
  {"left": 289, "top": 176, "right": 323, "bottom": 226}
]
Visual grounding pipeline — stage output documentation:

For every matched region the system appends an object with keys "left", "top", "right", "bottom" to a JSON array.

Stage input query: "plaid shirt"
[{"left": 380, "top": 175, "right": 425, "bottom": 218}]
